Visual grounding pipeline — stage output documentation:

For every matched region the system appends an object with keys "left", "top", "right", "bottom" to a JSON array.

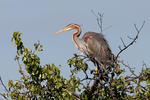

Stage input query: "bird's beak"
[{"left": 53, "top": 26, "right": 72, "bottom": 36}]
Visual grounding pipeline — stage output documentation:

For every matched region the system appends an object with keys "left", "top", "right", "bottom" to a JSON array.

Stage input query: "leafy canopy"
[{"left": 0, "top": 32, "right": 150, "bottom": 100}]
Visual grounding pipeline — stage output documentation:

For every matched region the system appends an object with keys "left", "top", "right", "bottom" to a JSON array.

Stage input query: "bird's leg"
[
  {"left": 88, "top": 55, "right": 98, "bottom": 74},
  {"left": 90, "top": 62, "right": 98, "bottom": 74},
  {"left": 94, "top": 63, "right": 98, "bottom": 74}
]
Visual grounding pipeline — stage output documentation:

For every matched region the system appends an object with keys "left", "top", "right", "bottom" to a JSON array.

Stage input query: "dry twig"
[
  {"left": 117, "top": 21, "right": 145, "bottom": 58},
  {"left": 0, "top": 76, "right": 8, "bottom": 99}
]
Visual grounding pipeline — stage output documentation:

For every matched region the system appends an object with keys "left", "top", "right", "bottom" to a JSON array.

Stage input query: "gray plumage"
[{"left": 82, "top": 32, "right": 113, "bottom": 66}]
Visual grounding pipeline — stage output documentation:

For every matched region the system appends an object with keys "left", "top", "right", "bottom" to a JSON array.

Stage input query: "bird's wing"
[
  {"left": 86, "top": 35, "right": 110, "bottom": 65},
  {"left": 86, "top": 37, "right": 103, "bottom": 57}
]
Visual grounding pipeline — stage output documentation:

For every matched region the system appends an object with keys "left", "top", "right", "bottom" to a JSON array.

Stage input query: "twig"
[
  {"left": 125, "top": 75, "right": 143, "bottom": 82},
  {"left": 0, "top": 92, "right": 8, "bottom": 100},
  {"left": 16, "top": 57, "right": 27, "bottom": 81},
  {"left": 81, "top": 77, "right": 94, "bottom": 82},
  {"left": 91, "top": 10, "right": 104, "bottom": 33},
  {"left": 91, "top": 10, "right": 98, "bottom": 18},
  {"left": 120, "top": 61, "right": 148, "bottom": 91},
  {"left": 97, "top": 13, "right": 104, "bottom": 33},
  {"left": 142, "top": 61, "right": 147, "bottom": 68},
  {"left": 0, "top": 77, "right": 9, "bottom": 93},
  {"left": 116, "top": 21, "right": 145, "bottom": 58},
  {"left": 120, "top": 37, "right": 126, "bottom": 47},
  {"left": 120, "top": 61, "right": 137, "bottom": 77},
  {"left": 0, "top": 76, "right": 9, "bottom": 100},
  {"left": 127, "top": 36, "right": 134, "bottom": 40}
]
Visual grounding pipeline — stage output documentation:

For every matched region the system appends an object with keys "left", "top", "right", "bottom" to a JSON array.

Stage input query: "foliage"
[
  {"left": 0, "top": 31, "right": 150, "bottom": 100},
  {"left": 5, "top": 32, "right": 79, "bottom": 100}
]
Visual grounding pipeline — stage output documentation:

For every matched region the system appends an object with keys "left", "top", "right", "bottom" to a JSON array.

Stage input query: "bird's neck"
[
  {"left": 73, "top": 27, "right": 82, "bottom": 49},
  {"left": 73, "top": 26, "right": 81, "bottom": 37}
]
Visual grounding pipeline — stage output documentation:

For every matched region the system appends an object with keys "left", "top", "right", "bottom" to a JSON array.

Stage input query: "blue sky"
[{"left": 0, "top": 0, "right": 150, "bottom": 90}]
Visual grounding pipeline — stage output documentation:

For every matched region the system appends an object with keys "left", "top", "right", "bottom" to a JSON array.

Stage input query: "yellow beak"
[{"left": 53, "top": 26, "right": 72, "bottom": 36}]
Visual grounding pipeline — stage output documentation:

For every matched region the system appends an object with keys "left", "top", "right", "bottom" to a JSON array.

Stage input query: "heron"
[{"left": 53, "top": 24, "right": 114, "bottom": 73}]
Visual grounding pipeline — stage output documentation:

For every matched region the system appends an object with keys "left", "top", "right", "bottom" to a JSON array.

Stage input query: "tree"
[{"left": 0, "top": 14, "right": 150, "bottom": 100}]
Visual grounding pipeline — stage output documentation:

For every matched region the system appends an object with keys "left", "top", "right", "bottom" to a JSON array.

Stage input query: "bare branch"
[
  {"left": 120, "top": 37, "right": 126, "bottom": 47},
  {"left": 81, "top": 77, "right": 94, "bottom": 82},
  {"left": 121, "top": 61, "right": 149, "bottom": 91},
  {"left": 134, "top": 21, "right": 145, "bottom": 33},
  {"left": 0, "top": 76, "right": 9, "bottom": 99},
  {"left": 142, "top": 61, "right": 147, "bottom": 68},
  {"left": 0, "top": 77, "right": 9, "bottom": 93},
  {"left": 120, "top": 61, "right": 137, "bottom": 77},
  {"left": 91, "top": 10, "right": 104, "bottom": 33},
  {"left": 127, "top": 36, "right": 134, "bottom": 40},
  {"left": 97, "top": 13, "right": 104, "bottom": 33},
  {"left": 91, "top": 10, "right": 98, "bottom": 18},
  {"left": 116, "top": 21, "right": 145, "bottom": 58}
]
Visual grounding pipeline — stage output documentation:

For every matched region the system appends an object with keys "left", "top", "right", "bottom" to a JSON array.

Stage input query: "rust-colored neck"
[
  {"left": 73, "top": 26, "right": 81, "bottom": 37},
  {"left": 73, "top": 26, "right": 81, "bottom": 49}
]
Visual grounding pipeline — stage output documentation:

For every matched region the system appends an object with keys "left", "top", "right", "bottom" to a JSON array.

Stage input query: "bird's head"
[{"left": 53, "top": 24, "right": 80, "bottom": 36}]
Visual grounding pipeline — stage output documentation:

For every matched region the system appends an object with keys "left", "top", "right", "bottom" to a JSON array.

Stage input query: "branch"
[
  {"left": 81, "top": 77, "right": 94, "bottom": 82},
  {"left": 125, "top": 75, "right": 143, "bottom": 82},
  {"left": 0, "top": 92, "right": 8, "bottom": 100},
  {"left": 97, "top": 13, "right": 104, "bottom": 33},
  {"left": 91, "top": 10, "right": 104, "bottom": 33},
  {"left": 0, "top": 77, "right": 9, "bottom": 93},
  {"left": 120, "top": 37, "right": 126, "bottom": 47},
  {"left": 122, "top": 61, "right": 149, "bottom": 91},
  {"left": 0, "top": 76, "right": 9, "bottom": 100},
  {"left": 120, "top": 61, "right": 137, "bottom": 77},
  {"left": 116, "top": 21, "right": 145, "bottom": 58},
  {"left": 15, "top": 56, "right": 26, "bottom": 80}
]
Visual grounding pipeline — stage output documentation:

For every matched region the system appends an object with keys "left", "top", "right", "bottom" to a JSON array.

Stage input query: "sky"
[{"left": 0, "top": 0, "right": 150, "bottom": 91}]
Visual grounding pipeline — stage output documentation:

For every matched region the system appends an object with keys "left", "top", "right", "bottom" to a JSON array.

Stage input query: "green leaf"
[
  {"left": 120, "top": 76, "right": 125, "bottom": 82},
  {"left": 8, "top": 80, "right": 13, "bottom": 87},
  {"left": 135, "top": 85, "right": 140, "bottom": 93}
]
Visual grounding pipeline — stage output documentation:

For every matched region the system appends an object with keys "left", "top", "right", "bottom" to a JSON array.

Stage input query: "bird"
[{"left": 53, "top": 24, "right": 114, "bottom": 73}]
